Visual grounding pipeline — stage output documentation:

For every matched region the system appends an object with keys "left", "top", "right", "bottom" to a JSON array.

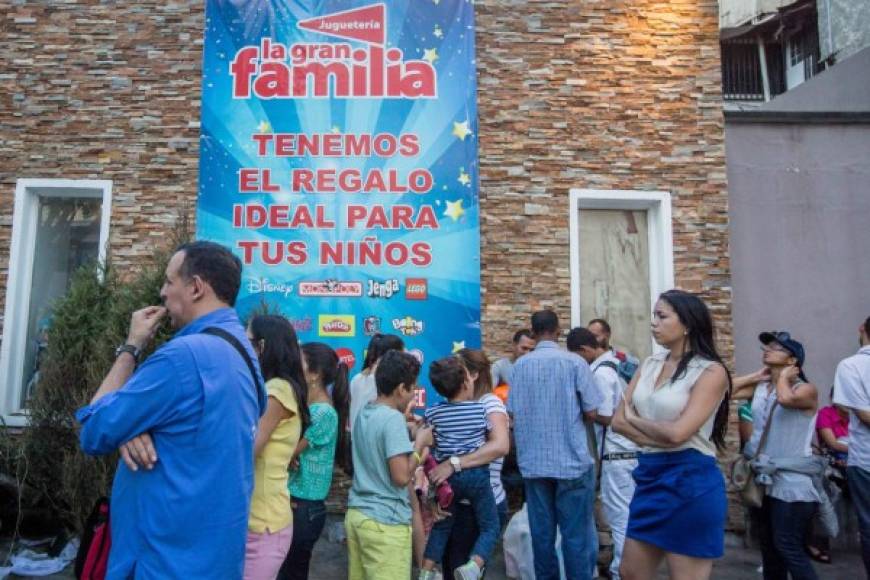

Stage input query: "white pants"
[{"left": 600, "top": 459, "right": 638, "bottom": 580}]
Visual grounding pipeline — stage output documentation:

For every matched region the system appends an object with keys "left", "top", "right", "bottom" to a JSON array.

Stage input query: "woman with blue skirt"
[{"left": 612, "top": 290, "right": 732, "bottom": 580}]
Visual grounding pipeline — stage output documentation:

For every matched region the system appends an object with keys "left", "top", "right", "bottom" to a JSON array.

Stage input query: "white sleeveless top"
[{"left": 631, "top": 352, "right": 721, "bottom": 457}]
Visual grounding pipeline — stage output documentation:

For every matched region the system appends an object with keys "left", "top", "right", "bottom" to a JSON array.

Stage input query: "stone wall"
[{"left": 0, "top": 0, "right": 737, "bottom": 526}]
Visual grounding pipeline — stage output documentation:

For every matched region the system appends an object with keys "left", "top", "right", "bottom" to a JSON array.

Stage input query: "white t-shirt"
[
  {"left": 833, "top": 346, "right": 870, "bottom": 470},
  {"left": 480, "top": 393, "right": 508, "bottom": 505},
  {"left": 591, "top": 351, "right": 638, "bottom": 454},
  {"left": 349, "top": 371, "right": 377, "bottom": 431},
  {"left": 490, "top": 357, "right": 514, "bottom": 387}
]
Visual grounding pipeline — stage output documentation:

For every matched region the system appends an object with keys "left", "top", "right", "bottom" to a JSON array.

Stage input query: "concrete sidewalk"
[{"left": 310, "top": 515, "right": 861, "bottom": 579}]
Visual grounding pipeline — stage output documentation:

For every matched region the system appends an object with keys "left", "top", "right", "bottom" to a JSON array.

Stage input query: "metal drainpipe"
[{"left": 757, "top": 35, "right": 771, "bottom": 102}]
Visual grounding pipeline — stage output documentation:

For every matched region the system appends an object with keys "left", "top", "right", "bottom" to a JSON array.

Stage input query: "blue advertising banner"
[{"left": 197, "top": 0, "right": 480, "bottom": 408}]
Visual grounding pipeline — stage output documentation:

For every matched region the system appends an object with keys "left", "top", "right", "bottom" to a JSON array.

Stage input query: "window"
[{"left": 0, "top": 179, "right": 112, "bottom": 423}]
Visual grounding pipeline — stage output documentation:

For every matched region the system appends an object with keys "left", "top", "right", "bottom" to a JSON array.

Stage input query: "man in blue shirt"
[
  {"left": 508, "top": 310, "right": 603, "bottom": 580},
  {"left": 77, "top": 241, "right": 266, "bottom": 579}
]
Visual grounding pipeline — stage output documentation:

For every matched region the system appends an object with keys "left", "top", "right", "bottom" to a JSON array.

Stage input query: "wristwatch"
[
  {"left": 449, "top": 455, "right": 462, "bottom": 473},
  {"left": 115, "top": 343, "right": 142, "bottom": 363}
]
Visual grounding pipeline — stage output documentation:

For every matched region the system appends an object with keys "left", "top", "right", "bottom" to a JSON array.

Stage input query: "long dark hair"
[
  {"left": 249, "top": 314, "right": 311, "bottom": 432},
  {"left": 361, "top": 333, "right": 405, "bottom": 371},
  {"left": 658, "top": 289, "right": 732, "bottom": 452},
  {"left": 301, "top": 342, "right": 352, "bottom": 475},
  {"left": 456, "top": 348, "right": 493, "bottom": 400}
]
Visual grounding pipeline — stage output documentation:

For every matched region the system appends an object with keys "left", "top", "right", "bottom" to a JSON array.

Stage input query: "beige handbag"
[{"left": 730, "top": 400, "right": 778, "bottom": 508}]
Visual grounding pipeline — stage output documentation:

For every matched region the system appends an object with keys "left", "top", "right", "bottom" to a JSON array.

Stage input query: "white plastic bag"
[{"left": 503, "top": 504, "right": 567, "bottom": 579}]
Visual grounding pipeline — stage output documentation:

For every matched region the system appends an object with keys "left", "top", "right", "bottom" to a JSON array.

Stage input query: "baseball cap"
[{"left": 759, "top": 331, "right": 808, "bottom": 380}]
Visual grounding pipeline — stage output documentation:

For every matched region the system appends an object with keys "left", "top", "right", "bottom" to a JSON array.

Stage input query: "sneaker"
[
  {"left": 418, "top": 569, "right": 436, "bottom": 580},
  {"left": 454, "top": 561, "right": 483, "bottom": 580}
]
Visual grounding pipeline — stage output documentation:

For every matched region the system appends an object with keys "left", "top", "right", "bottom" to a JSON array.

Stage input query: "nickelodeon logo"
[{"left": 318, "top": 315, "right": 356, "bottom": 337}]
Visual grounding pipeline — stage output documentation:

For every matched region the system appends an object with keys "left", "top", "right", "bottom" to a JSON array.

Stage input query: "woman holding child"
[
  {"left": 428, "top": 349, "right": 511, "bottom": 575},
  {"left": 612, "top": 290, "right": 731, "bottom": 580},
  {"left": 419, "top": 355, "right": 505, "bottom": 580}
]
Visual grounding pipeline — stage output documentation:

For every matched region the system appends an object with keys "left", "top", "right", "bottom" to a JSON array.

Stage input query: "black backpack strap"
[
  {"left": 595, "top": 360, "right": 619, "bottom": 373},
  {"left": 202, "top": 327, "right": 262, "bottom": 393}
]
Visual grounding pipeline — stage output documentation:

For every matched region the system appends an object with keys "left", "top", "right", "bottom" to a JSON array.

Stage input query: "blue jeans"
[
  {"left": 524, "top": 468, "right": 596, "bottom": 580},
  {"left": 442, "top": 499, "right": 508, "bottom": 574},
  {"left": 848, "top": 466, "right": 870, "bottom": 578},
  {"left": 277, "top": 498, "right": 327, "bottom": 580},
  {"left": 424, "top": 467, "right": 499, "bottom": 566},
  {"left": 758, "top": 496, "right": 819, "bottom": 580}
]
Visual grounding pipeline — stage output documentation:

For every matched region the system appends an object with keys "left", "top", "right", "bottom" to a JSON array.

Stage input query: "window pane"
[{"left": 21, "top": 197, "right": 102, "bottom": 405}]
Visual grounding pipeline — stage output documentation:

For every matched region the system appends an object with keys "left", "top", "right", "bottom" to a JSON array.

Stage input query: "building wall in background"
[{"left": 727, "top": 122, "right": 870, "bottom": 395}]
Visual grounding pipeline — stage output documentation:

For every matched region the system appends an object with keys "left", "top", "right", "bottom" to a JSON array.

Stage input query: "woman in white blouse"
[{"left": 612, "top": 290, "right": 731, "bottom": 580}]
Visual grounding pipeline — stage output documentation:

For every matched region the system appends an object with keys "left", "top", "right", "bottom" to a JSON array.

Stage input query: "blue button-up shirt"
[
  {"left": 507, "top": 340, "right": 603, "bottom": 479},
  {"left": 77, "top": 308, "right": 266, "bottom": 579}
]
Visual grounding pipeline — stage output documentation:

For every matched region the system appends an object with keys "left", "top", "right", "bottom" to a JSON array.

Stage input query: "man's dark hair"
[
  {"left": 374, "top": 350, "right": 420, "bottom": 396},
  {"left": 588, "top": 318, "right": 611, "bottom": 335},
  {"left": 176, "top": 241, "right": 242, "bottom": 306},
  {"left": 566, "top": 327, "right": 600, "bottom": 353},
  {"left": 864, "top": 316, "right": 870, "bottom": 338},
  {"left": 512, "top": 329, "right": 533, "bottom": 344},
  {"left": 429, "top": 356, "right": 467, "bottom": 400},
  {"left": 531, "top": 310, "right": 559, "bottom": 336}
]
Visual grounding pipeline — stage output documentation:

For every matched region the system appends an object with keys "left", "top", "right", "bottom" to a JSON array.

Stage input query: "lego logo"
[{"left": 405, "top": 278, "right": 428, "bottom": 300}]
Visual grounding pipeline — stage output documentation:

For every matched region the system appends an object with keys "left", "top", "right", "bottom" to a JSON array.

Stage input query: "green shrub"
[{"left": 1, "top": 218, "right": 189, "bottom": 532}]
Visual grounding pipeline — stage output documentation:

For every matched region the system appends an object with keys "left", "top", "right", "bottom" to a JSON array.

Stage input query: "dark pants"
[
  {"left": 524, "top": 469, "right": 596, "bottom": 580},
  {"left": 442, "top": 499, "right": 508, "bottom": 574},
  {"left": 848, "top": 466, "right": 870, "bottom": 578},
  {"left": 277, "top": 498, "right": 327, "bottom": 580},
  {"left": 424, "top": 467, "right": 500, "bottom": 566},
  {"left": 758, "top": 496, "right": 819, "bottom": 580}
]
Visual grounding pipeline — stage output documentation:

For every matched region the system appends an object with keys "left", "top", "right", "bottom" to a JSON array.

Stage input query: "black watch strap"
[{"left": 115, "top": 344, "right": 141, "bottom": 362}]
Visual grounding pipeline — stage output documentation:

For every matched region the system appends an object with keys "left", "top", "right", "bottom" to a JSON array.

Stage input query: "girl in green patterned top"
[{"left": 277, "top": 342, "right": 351, "bottom": 580}]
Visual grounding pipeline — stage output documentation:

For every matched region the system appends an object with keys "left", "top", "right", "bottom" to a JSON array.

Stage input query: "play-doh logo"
[
  {"left": 319, "top": 315, "right": 356, "bottom": 337},
  {"left": 229, "top": 3, "right": 437, "bottom": 100}
]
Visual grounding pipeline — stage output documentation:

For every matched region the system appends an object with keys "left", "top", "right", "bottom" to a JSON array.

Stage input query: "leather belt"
[{"left": 602, "top": 452, "right": 639, "bottom": 461}]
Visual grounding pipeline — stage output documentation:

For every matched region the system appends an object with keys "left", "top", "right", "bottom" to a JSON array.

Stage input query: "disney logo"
[{"left": 248, "top": 277, "right": 295, "bottom": 298}]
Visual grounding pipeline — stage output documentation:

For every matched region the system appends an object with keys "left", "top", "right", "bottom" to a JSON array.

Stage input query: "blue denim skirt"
[{"left": 626, "top": 448, "right": 726, "bottom": 558}]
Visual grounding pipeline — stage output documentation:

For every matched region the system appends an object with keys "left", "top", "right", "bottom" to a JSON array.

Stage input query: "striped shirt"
[
  {"left": 508, "top": 340, "right": 603, "bottom": 479},
  {"left": 425, "top": 401, "right": 488, "bottom": 462}
]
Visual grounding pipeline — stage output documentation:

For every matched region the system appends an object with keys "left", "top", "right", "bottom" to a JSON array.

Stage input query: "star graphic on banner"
[
  {"left": 444, "top": 199, "right": 465, "bottom": 222},
  {"left": 433, "top": 26, "right": 444, "bottom": 39},
  {"left": 331, "top": 125, "right": 341, "bottom": 133},
  {"left": 452, "top": 120, "right": 472, "bottom": 141},
  {"left": 458, "top": 169, "right": 471, "bottom": 186},
  {"left": 423, "top": 48, "right": 439, "bottom": 65},
  {"left": 452, "top": 341, "right": 465, "bottom": 353},
  {"left": 257, "top": 120, "right": 271, "bottom": 133}
]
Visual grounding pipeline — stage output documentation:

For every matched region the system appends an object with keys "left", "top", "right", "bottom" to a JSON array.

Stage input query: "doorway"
[{"left": 569, "top": 189, "right": 674, "bottom": 359}]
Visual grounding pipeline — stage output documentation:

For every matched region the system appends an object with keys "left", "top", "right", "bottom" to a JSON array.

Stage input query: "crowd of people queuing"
[{"left": 75, "top": 241, "right": 870, "bottom": 580}]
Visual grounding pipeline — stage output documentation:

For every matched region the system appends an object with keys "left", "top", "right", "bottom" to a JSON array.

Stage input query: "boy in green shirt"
[{"left": 346, "top": 350, "right": 432, "bottom": 580}]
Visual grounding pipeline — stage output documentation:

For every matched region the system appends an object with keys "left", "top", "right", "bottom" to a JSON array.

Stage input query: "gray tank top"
[{"left": 748, "top": 382, "right": 820, "bottom": 503}]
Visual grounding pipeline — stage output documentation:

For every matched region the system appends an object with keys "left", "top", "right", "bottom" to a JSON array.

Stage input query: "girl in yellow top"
[{"left": 244, "top": 315, "right": 310, "bottom": 580}]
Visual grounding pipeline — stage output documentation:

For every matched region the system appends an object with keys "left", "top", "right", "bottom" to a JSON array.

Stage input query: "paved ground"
[
  {"left": 308, "top": 514, "right": 861, "bottom": 579},
  {"left": 2, "top": 516, "right": 861, "bottom": 578}
]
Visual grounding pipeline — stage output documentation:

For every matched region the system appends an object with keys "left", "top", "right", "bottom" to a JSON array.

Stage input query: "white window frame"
[
  {"left": 569, "top": 189, "right": 675, "bottom": 352},
  {"left": 0, "top": 179, "right": 112, "bottom": 425}
]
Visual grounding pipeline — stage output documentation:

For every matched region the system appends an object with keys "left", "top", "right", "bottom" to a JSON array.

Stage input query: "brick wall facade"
[{"left": 0, "top": 1, "right": 738, "bottom": 526}]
